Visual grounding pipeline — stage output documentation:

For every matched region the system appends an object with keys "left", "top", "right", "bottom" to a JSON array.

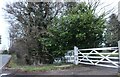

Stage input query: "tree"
[
  {"left": 5, "top": 1, "right": 106, "bottom": 65},
  {"left": 43, "top": 2, "right": 106, "bottom": 58},
  {"left": 5, "top": 2, "right": 64, "bottom": 65},
  {"left": 105, "top": 14, "right": 120, "bottom": 46}
]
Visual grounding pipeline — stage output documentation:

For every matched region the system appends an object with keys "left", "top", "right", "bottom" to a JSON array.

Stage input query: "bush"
[{"left": 2, "top": 50, "right": 9, "bottom": 54}]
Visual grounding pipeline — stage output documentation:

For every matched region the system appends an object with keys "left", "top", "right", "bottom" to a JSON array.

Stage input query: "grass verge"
[{"left": 7, "top": 57, "right": 74, "bottom": 72}]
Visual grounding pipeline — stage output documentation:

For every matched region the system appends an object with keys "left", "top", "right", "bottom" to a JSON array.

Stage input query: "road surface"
[
  {"left": 0, "top": 55, "right": 119, "bottom": 77},
  {"left": 0, "top": 55, "right": 11, "bottom": 77},
  {"left": 12, "top": 65, "right": 119, "bottom": 77},
  {"left": 0, "top": 55, "right": 11, "bottom": 67}
]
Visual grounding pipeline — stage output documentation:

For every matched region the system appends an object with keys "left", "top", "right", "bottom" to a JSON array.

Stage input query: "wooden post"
[
  {"left": 118, "top": 1, "right": 120, "bottom": 40},
  {"left": 0, "top": 55, "right": 2, "bottom": 73},
  {"left": 118, "top": 1, "right": 120, "bottom": 72},
  {"left": 118, "top": 1, "right": 120, "bottom": 21},
  {"left": 0, "top": 35, "right": 1, "bottom": 73},
  {"left": 0, "top": 35, "right": 1, "bottom": 44},
  {"left": 118, "top": 41, "right": 120, "bottom": 72},
  {"left": 74, "top": 46, "right": 78, "bottom": 65}
]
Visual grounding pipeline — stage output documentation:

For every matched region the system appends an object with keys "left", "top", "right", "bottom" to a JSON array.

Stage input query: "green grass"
[
  {"left": 18, "top": 65, "right": 59, "bottom": 72},
  {"left": 117, "top": 73, "right": 120, "bottom": 77},
  {"left": 7, "top": 54, "right": 18, "bottom": 68},
  {"left": 8, "top": 63, "right": 74, "bottom": 72},
  {"left": 7, "top": 56, "right": 74, "bottom": 72}
]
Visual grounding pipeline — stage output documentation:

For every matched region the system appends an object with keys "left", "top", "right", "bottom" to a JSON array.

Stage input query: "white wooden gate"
[
  {"left": 77, "top": 47, "right": 119, "bottom": 68},
  {"left": 65, "top": 46, "right": 119, "bottom": 68}
]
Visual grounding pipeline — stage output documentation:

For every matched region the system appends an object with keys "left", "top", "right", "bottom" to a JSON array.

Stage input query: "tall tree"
[
  {"left": 105, "top": 14, "right": 120, "bottom": 46},
  {"left": 4, "top": 1, "right": 107, "bottom": 64},
  {"left": 43, "top": 2, "right": 106, "bottom": 58},
  {"left": 5, "top": 2, "right": 63, "bottom": 65}
]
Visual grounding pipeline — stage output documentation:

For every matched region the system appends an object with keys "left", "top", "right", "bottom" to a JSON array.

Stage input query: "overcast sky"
[{"left": 0, "top": 0, "right": 119, "bottom": 50}]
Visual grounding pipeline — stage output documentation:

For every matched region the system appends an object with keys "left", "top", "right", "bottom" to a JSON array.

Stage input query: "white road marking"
[{"left": 0, "top": 73, "right": 10, "bottom": 77}]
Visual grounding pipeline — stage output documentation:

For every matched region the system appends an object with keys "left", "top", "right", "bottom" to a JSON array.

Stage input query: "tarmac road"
[{"left": 0, "top": 55, "right": 11, "bottom": 77}]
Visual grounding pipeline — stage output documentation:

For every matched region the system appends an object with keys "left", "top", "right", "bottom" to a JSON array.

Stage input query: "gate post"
[
  {"left": 118, "top": 41, "right": 120, "bottom": 72},
  {"left": 0, "top": 35, "right": 1, "bottom": 73},
  {"left": 74, "top": 46, "right": 78, "bottom": 65},
  {"left": 0, "top": 55, "right": 2, "bottom": 73}
]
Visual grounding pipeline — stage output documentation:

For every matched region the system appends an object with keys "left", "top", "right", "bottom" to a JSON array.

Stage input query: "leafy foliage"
[
  {"left": 105, "top": 14, "right": 120, "bottom": 46},
  {"left": 5, "top": 1, "right": 106, "bottom": 64},
  {"left": 42, "top": 2, "right": 105, "bottom": 58},
  {"left": 5, "top": 2, "right": 63, "bottom": 65},
  {"left": 2, "top": 50, "right": 9, "bottom": 54}
]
